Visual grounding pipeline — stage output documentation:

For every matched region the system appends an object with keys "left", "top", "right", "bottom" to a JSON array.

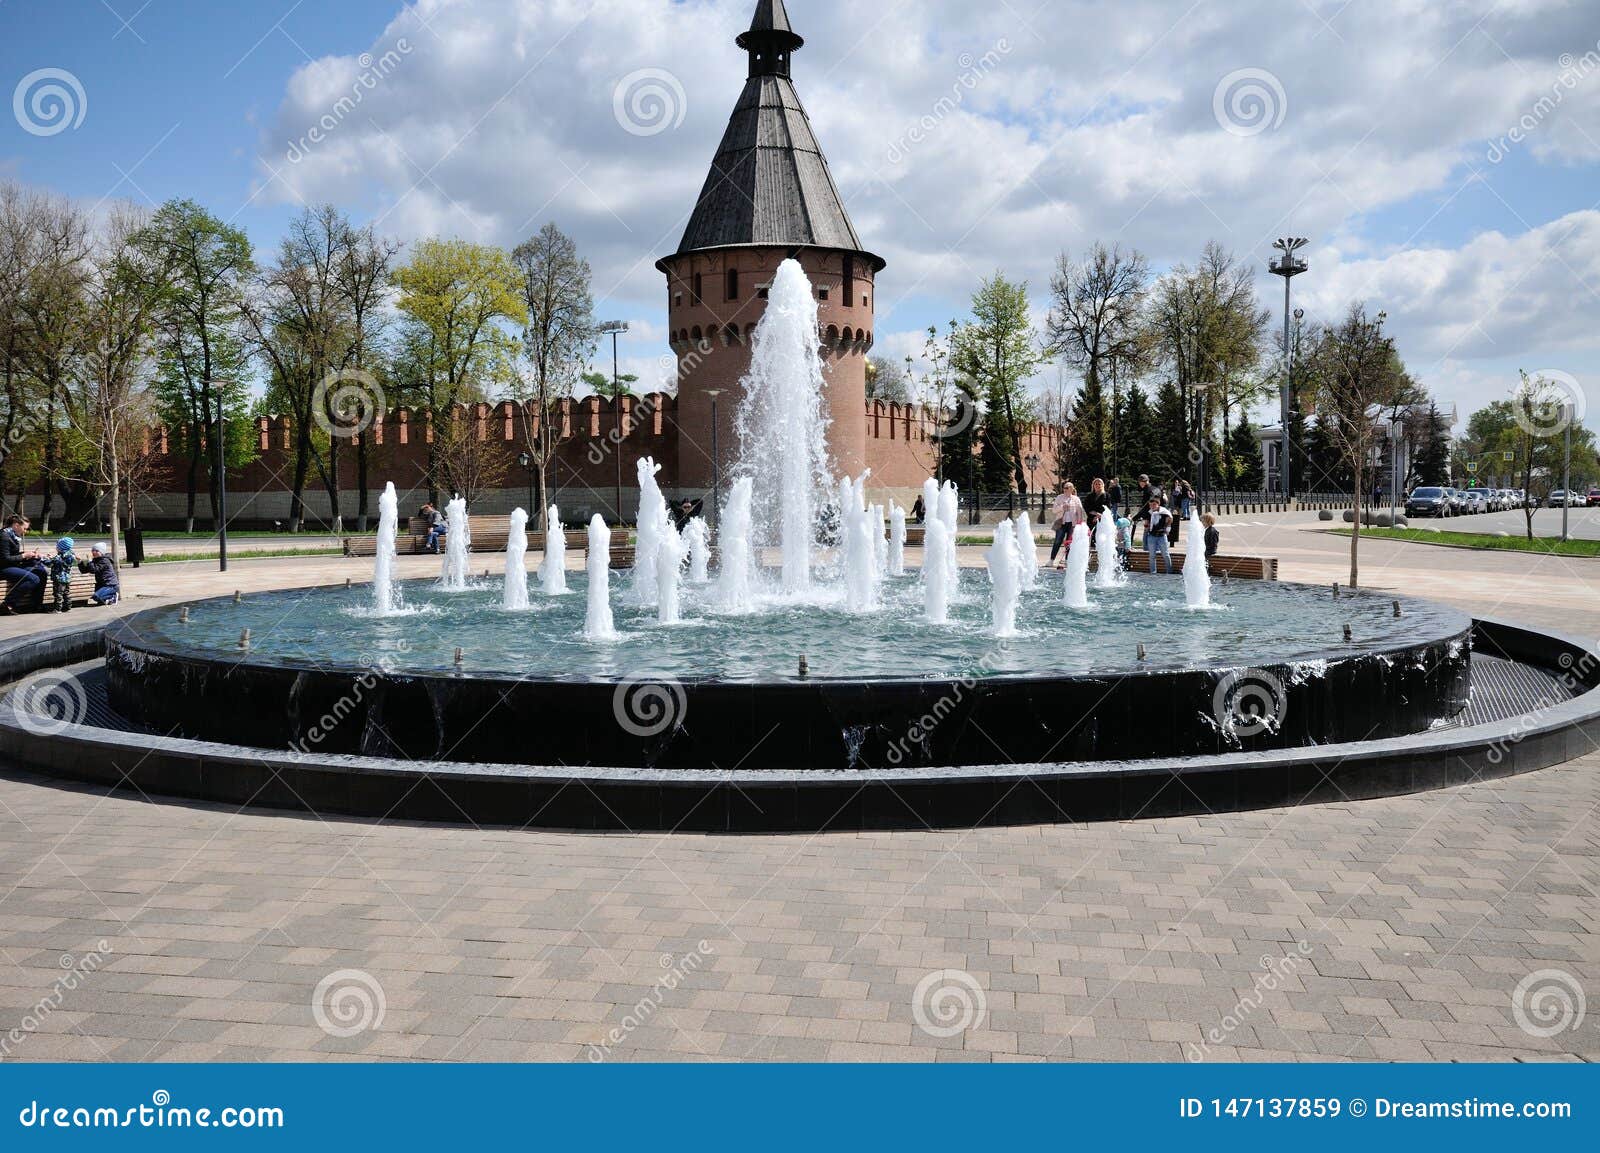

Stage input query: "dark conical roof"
[{"left": 663, "top": 0, "right": 883, "bottom": 271}]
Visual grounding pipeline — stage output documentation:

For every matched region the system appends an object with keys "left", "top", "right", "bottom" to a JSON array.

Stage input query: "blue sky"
[{"left": 5, "top": 0, "right": 1600, "bottom": 431}]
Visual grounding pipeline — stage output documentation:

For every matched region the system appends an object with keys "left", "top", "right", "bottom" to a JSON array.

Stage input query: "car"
[
  {"left": 1587, "top": 489, "right": 1600, "bottom": 507},
  {"left": 1549, "top": 490, "right": 1579, "bottom": 507},
  {"left": 1462, "top": 490, "right": 1487, "bottom": 514},
  {"left": 1447, "top": 487, "right": 1467, "bottom": 514},
  {"left": 1405, "top": 487, "right": 1452, "bottom": 518}
]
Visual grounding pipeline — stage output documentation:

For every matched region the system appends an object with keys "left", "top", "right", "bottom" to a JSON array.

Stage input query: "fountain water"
[
  {"left": 887, "top": 501, "right": 906, "bottom": 577},
  {"left": 938, "top": 480, "right": 960, "bottom": 580},
  {"left": 1184, "top": 508, "right": 1212, "bottom": 609},
  {"left": 923, "top": 515, "right": 952, "bottom": 624},
  {"left": 1063, "top": 523, "right": 1090, "bottom": 608},
  {"left": 372, "top": 482, "right": 400, "bottom": 615},
  {"left": 439, "top": 495, "right": 470, "bottom": 591},
  {"left": 540, "top": 505, "right": 568, "bottom": 595},
  {"left": 503, "top": 508, "right": 530, "bottom": 611},
  {"left": 633, "top": 457, "right": 667, "bottom": 605},
  {"left": 734, "top": 259, "right": 832, "bottom": 595},
  {"left": 683, "top": 517, "right": 710, "bottom": 583},
  {"left": 583, "top": 515, "right": 617, "bottom": 641},
  {"left": 657, "top": 524, "right": 683, "bottom": 624},
  {"left": 1093, "top": 509, "right": 1124, "bottom": 589},
  {"left": 872, "top": 503, "right": 888, "bottom": 578},
  {"left": 839, "top": 474, "right": 878, "bottom": 612},
  {"left": 986, "top": 518, "right": 1021, "bottom": 637},
  {"left": 1013, "top": 510, "right": 1038, "bottom": 590},
  {"left": 717, "top": 478, "right": 756, "bottom": 614}
]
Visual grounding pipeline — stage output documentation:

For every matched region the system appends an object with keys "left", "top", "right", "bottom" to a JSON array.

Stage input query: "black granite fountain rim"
[{"left": 101, "top": 581, "right": 1473, "bottom": 687}]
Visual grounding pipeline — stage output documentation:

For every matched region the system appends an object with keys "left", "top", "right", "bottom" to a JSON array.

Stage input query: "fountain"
[
  {"left": 633, "top": 458, "right": 667, "bottom": 605},
  {"left": 503, "top": 508, "right": 530, "bottom": 611},
  {"left": 887, "top": 501, "right": 906, "bottom": 577},
  {"left": 540, "top": 505, "right": 568, "bottom": 595},
  {"left": 840, "top": 473, "right": 878, "bottom": 612},
  {"left": 439, "top": 495, "right": 470, "bottom": 591},
  {"left": 372, "top": 481, "right": 400, "bottom": 615},
  {"left": 1013, "top": 510, "right": 1038, "bottom": 590},
  {"left": 986, "top": 518, "right": 1021, "bottom": 637},
  {"left": 735, "top": 259, "right": 831, "bottom": 595},
  {"left": 873, "top": 503, "right": 888, "bottom": 579},
  {"left": 923, "top": 515, "right": 952, "bottom": 624},
  {"left": 683, "top": 517, "right": 710, "bottom": 584},
  {"left": 717, "top": 477, "right": 755, "bottom": 614},
  {"left": 657, "top": 524, "right": 683, "bottom": 625},
  {"left": 1063, "top": 522, "right": 1090, "bottom": 609},
  {"left": 583, "top": 515, "right": 617, "bottom": 641},
  {"left": 1094, "top": 509, "right": 1123, "bottom": 589},
  {"left": 1184, "top": 507, "right": 1212, "bottom": 609},
  {"left": 938, "top": 481, "right": 960, "bottom": 580}
]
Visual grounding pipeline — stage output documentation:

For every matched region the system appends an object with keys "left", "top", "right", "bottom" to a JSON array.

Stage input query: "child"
[
  {"left": 79, "top": 542, "right": 119, "bottom": 606},
  {"left": 1114, "top": 515, "right": 1132, "bottom": 566},
  {"left": 48, "top": 536, "right": 77, "bottom": 613},
  {"left": 1202, "top": 513, "right": 1220, "bottom": 559}
]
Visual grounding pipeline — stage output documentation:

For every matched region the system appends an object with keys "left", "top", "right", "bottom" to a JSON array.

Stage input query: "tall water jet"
[
  {"left": 734, "top": 259, "right": 832, "bottom": 595},
  {"left": 1093, "top": 508, "right": 1124, "bottom": 589},
  {"left": 923, "top": 515, "right": 952, "bottom": 624},
  {"left": 1063, "top": 523, "right": 1090, "bottom": 609},
  {"left": 503, "top": 508, "right": 530, "bottom": 611},
  {"left": 1184, "top": 507, "right": 1212, "bottom": 609},
  {"left": 887, "top": 500, "right": 906, "bottom": 577},
  {"left": 657, "top": 525, "right": 683, "bottom": 625},
  {"left": 717, "top": 477, "right": 756, "bottom": 614},
  {"left": 583, "top": 515, "right": 617, "bottom": 641},
  {"left": 838, "top": 473, "right": 877, "bottom": 612},
  {"left": 872, "top": 503, "right": 888, "bottom": 578},
  {"left": 683, "top": 517, "right": 710, "bottom": 583},
  {"left": 1013, "top": 510, "right": 1038, "bottom": 590},
  {"left": 373, "top": 481, "right": 400, "bottom": 615},
  {"left": 439, "top": 495, "right": 470, "bottom": 591},
  {"left": 986, "top": 518, "right": 1021, "bottom": 637},
  {"left": 938, "top": 481, "right": 960, "bottom": 584},
  {"left": 633, "top": 457, "right": 667, "bottom": 606},
  {"left": 540, "top": 505, "right": 568, "bottom": 595}
]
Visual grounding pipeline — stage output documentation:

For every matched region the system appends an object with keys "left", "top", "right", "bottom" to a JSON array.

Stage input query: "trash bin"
[{"left": 123, "top": 526, "right": 145, "bottom": 568}]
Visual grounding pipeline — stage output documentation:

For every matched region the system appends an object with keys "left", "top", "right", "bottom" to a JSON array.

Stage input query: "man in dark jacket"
[
  {"left": 1, "top": 516, "right": 48, "bottom": 615},
  {"left": 79, "top": 543, "right": 120, "bottom": 605},
  {"left": 1107, "top": 477, "right": 1123, "bottom": 515}
]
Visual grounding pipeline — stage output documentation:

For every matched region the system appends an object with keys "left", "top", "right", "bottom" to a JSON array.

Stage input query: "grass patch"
[
  {"left": 142, "top": 546, "right": 345, "bottom": 564},
  {"left": 1331, "top": 526, "right": 1600, "bottom": 557}
]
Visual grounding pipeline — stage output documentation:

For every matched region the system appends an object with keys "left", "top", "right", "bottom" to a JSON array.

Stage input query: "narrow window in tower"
[
  {"left": 674, "top": 292, "right": 682, "bottom": 307},
  {"left": 727, "top": 268, "right": 739, "bottom": 301},
  {"left": 692, "top": 273, "right": 702, "bottom": 304},
  {"left": 817, "top": 287, "right": 830, "bottom": 301},
  {"left": 842, "top": 256, "right": 855, "bottom": 308}
]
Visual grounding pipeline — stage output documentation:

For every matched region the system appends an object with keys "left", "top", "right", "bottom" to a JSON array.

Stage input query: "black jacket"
[
  {"left": 79, "top": 555, "right": 119, "bottom": 591},
  {"left": 1, "top": 529, "right": 35, "bottom": 567},
  {"left": 1204, "top": 526, "right": 1220, "bottom": 557}
]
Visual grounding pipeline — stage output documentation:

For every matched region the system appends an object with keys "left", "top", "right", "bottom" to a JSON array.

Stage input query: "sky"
[{"left": 3, "top": 0, "right": 1599, "bottom": 432}]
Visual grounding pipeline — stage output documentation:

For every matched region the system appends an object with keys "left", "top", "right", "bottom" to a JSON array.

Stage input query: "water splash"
[
  {"left": 583, "top": 515, "right": 617, "bottom": 641},
  {"left": 683, "top": 517, "right": 710, "bottom": 583},
  {"left": 924, "top": 515, "right": 952, "bottom": 624},
  {"left": 657, "top": 524, "right": 683, "bottom": 625},
  {"left": 986, "top": 518, "right": 1020, "bottom": 637},
  {"left": 717, "top": 477, "right": 756, "bottom": 614},
  {"left": 1063, "top": 522, "right": 1090, "bottom": 609},
  {"left": 439, "top": 495, "right": 470, "bottom": 592},
  {"left": 540, "top": 504, "right": 568, "bottom": 595},
  {"left": 633, "top": 457, "right": 667, "bottom": 605},
  {"left": 503, "top": 508, "right": 530, "bottom": 611},
  {"left": 887, "top": 501, "right": 906, "bottom": 577},
  {"left": 373, "top": 482, "right": 401, "bottom": 615},
  {"left": 1184, "top": 507, "right": 1212, "bottom": 609},
  {"left": 1094, "top": 507, "right": 1124, "bottom": 589},
  {"left": 1013, "top": 510, "right": 1038, "bottom": 590}
]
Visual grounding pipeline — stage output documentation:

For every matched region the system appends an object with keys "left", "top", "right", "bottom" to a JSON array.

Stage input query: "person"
[
  {"left": 47, "top": 537, "right": 77, "bottom": 613},
  {"left": 1114, "top": 515, "right": 1132, "bottom": 567},
  {"left": 1048, "top": 481, "right": 1085, "bottom": 569},
  {"left": 1, "top": 515, "right": 48, "bottom": 615},
  {"left": 1083, "top": 477, "right": 1109, "bottom": 532},
  {"left": 79, "top": 542, "right": 120, "bottom": 606},
  {"left": 1131, "top": 474, "right": 1155, "bottom": 543},
  {"left": 1202, "top": 513, "right": 1220, "bottom": 562},
  {"left": 421, "top": 503, "right": 446, "bottom": 553},
  {"left": 911, "top": 494, "right": 925, "bottom": 524},
  {"left": 1145, "top": 497, "right": 1174, "bottom": 574},
  {"left": 1107, "top": 476, "right": 1123, "bottom": 515},
  {"left": 671, "top": 498, "right": 697, "bottom": 531}
]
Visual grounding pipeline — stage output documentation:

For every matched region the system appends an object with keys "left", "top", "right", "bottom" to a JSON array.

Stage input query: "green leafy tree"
[
  {"left": 1226, "top": 417, "right": 1264, "bottom": 490},
  {"left": 952, "top": 273, "right": 1047, "bottom": 493},
  {"left": 1411, "top": 401, "right": 1452, "bottom": 486},
  {"left": 582, "top": 369, "right": 638, "bottom": 399},
  {"left": 865, "top": 354, "right": 911, "bottom": 402}
]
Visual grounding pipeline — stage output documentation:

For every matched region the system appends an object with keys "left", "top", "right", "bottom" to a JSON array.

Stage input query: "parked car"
[
  {"left": 1549, "top": 489, "right": 1577, "bottom": 507},
  {"left": 1462, "top": 490, "right": 1487, "bottom": 514},
  {"left": 1587, "top": 488, "right": 1600, "bottom": 507},
  {"left": 1446, "top": 488, "right": 1467, "bottom": 515},
  {"left": 1405, "top": 487, "right": 1452, "bottom": 518}
]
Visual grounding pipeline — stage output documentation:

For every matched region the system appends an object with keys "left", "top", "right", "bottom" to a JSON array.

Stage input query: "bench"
[
  {"left": 1103, "top": 551, "right": 1278, "bottom": 581},
  {"left": 346, "top": 516, "right": 565, "bottom": 557},
  {"left": 0, "top": 568, "right": 101, "bottom": 609}
]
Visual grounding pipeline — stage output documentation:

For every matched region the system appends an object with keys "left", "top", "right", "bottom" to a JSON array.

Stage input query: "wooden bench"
[
  {"left": 1102, "top": 551, "right": 1278, "bottom": 581},
  {"left": 0, "top": 568, "right": 101, "bottom": 609}
]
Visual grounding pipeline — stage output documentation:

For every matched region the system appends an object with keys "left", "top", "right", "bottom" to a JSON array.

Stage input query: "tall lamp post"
[
  {"left": 1024, "top": 452, "right": 1041, "bottom": 517},
  {"left": 704, "top": 388, "right": 723, "bottom": 529},
  {"left": 516, "top": 451, "right": 535, "bottom": 513},
  {"left": 1389, "top": 420, "right": 1402, "bottom": 528},
  {"left": 597, "top": 320, "right": 629, "bottom": 524},
  {"left": 1269, "top": 238, "right": 1309, "bottom": 502},
  {"left": 212, "top": 386, "right": 228, "bottom": 573}
]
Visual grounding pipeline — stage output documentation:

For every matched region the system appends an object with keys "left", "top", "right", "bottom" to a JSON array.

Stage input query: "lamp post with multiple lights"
[{"left": 1269, "top": 237, "right": 1309, "bottom": 500}]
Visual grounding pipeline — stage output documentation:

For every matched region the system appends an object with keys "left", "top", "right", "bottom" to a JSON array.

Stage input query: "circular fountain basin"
[{"left": 104, "top": 571, "right": 1472, "bottom": 772}]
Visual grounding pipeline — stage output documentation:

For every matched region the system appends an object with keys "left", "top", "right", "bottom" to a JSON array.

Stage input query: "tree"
[
  {"left": 336, "top": 222, "right": 401, "bottom": 531},
  {"left": 506, "top": 224, "right": 590, "bottom": 526},
  {"left": 1226, "top": 417, "right": 1264, "bottom": 490},
  {"left": 865, "top": 354, "right": 911, "bottom": 402},
  {"left": 136, "top": 198, "right": 256, "bottom": 532},
  {"left": 582, "top": 369, "right": 638, "bottom": 399},
  {"left": 1304, "top": 305, "right": 1415, "bottom": 586},
  {"left": 1411, "top": 402, "right": 1451, "bottom": 486},
  {"left": 395, "top": 236, "right": 526, "bottom": 504},
  {"left": 1046, "top": 241, "right": 1148, "bottom": 477},
  {"left": 1113, "top": 382, "right": 1156, "bottom": 487},
  {"left": 952, "top": 273, "right": 1046, "bottom": 493},
  {"left": 1474, "top": 376, "right": 1597, "bottom": 539}
]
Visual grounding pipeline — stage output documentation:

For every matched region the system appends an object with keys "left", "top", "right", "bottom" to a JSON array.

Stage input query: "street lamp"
[
  {"left": 1389, "top": 420, "right": 1402, "bottom": 528},
  {"left": 210, "top": 384, "right": 228, "bottom": 573},
  {"left": 597, "top": 320, "right": 629, "bottom": 524},
  {"left": 703, "top": 389, "right": 723, "bottom": 530},
  {"left": 517, "top": 451, "right": 535, "bottom": 514},
  {"left": 1269, "top": 238, "right": 1309, "bottom": 501}
]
